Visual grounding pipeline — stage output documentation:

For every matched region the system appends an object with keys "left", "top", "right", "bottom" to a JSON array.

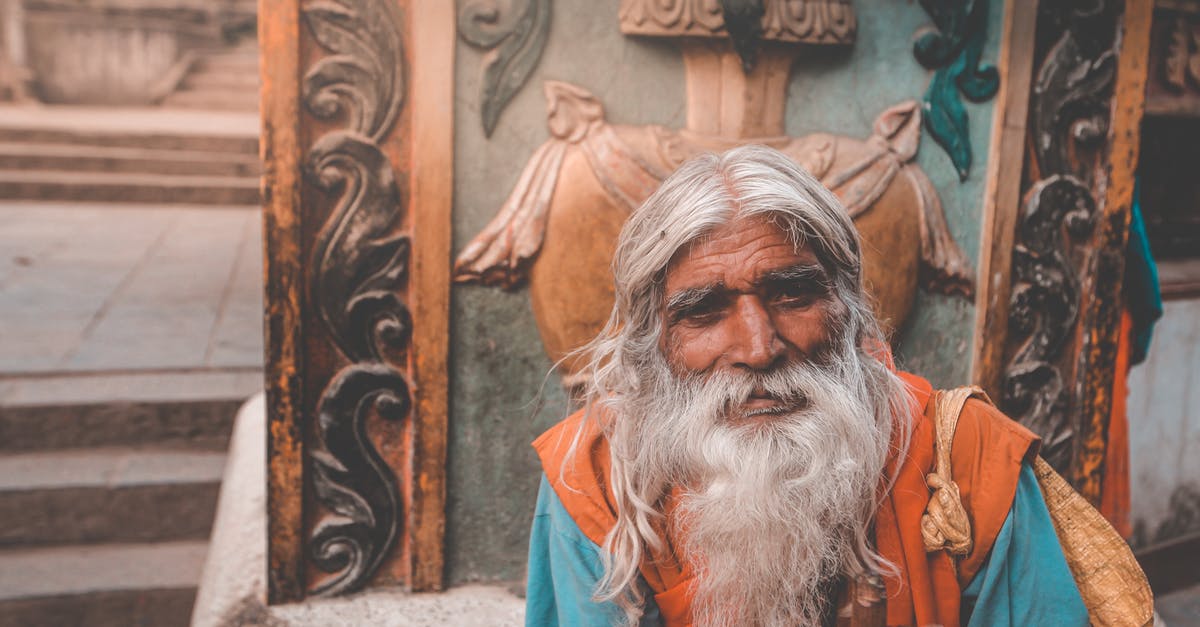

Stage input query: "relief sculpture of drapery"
[
  {"left": 1001, "top": 1, "right": 1118, "bottom": 475},
  {"left": 300, "top": 0, "right": 411, "bottom": 596},
  {"left": 455, "top": 0, "right": 975, "bottom": 389}
]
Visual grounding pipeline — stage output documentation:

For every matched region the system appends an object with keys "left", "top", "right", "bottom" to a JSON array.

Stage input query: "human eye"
[
  {"left": 667, "top": 291, "right": 726, "bottom": 327},
  {"left": 768, "top": 280, "right": 823, "bottom": 308}
]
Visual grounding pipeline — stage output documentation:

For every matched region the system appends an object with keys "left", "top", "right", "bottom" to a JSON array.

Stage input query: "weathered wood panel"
[
  {"left": 261, "top": 0, "right": 305, "bottom": 603},
  {"left": 971, "top": 0, "right": 1151, "bottom": 502},
  {"left": 972, "top": 0, "right": 1040, "bottom": 398},
  {"left": 262, "top": 0, "right": 451, "bottom": 601},
  {"left": 1074, "top": 0, "right": 1153, "bottom": 503}
]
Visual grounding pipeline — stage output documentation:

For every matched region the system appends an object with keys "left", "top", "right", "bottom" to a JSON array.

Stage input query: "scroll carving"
[
  {"left": 1004, "top": 176, "right": 1094, "bottom": 469},
  {"left": 618, "top": 0, "right": 855, "bottom": 44},
  {"left": 300, "top": 0, "right": 411, "bottom": 597},
  {"left": 459, "top": 0, "right": 551, "bottom": 137},
  {"left": 1001, "top": 2, "right": 1118, "bottom": 476},
  {"left": 912, "top": 0, "right": 1000, "bottom": 180}
]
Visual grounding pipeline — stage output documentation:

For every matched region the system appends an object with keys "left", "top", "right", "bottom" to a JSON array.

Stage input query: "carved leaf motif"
[
  {"left": 1004, "top": 176, "right": 1096, "bottom": 470},
  {"left": 459, "top": 0, "right": 552, "bottom": 137},
  {"left": 309, "top": 133, "right": 411, "bottom": 362},
  {"left": 913, "top": 0, "right": 977, "bottom": 68},
  {"left": 620, "top": 0, "right": 854, "bottom": 43},
  {"left": 302, "top": 0, "right": 404, "bottom": 140},
  {"left": 1029, "top": 10, "right": 1115, "bottom": 182},
  {"left": 300, "top": 0, "right": 411, "bottom": 597},
  {"left": 923, "top": 58, "right": 972, "bottom": 180},
  {"left": 308, "top": 365, "right": 411, "bottom": 596},
  {"left": 913, "top": 0, "right": 999, "bottom": 180}
]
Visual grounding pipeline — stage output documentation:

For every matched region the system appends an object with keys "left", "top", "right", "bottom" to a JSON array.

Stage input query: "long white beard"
[{"left": 611, "top": 346, "right": 896, "bottom": 627}]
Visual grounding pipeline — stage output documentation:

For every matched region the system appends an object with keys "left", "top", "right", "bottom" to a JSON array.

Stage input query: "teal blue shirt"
[{"left": 525, "top": 464, "right": 1088, "bottom": 626}]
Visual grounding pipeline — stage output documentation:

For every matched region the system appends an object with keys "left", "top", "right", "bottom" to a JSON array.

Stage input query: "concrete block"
[{"left": 191, "top": 395, "right": 527, "bottom": 627}]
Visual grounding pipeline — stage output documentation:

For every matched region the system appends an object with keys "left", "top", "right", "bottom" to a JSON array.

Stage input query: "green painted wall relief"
[{"left": 914, "top": 0, "right": 1000, "bottom": 181}]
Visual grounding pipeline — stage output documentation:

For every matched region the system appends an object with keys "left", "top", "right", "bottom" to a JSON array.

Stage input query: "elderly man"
[{"left": 524, "top": 146, "right": 1139, "bottom": 626}]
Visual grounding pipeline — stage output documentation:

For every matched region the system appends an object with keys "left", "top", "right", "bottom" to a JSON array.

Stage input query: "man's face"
[{"left": 659, "top": 214, "right": 841, "bottom": 418}]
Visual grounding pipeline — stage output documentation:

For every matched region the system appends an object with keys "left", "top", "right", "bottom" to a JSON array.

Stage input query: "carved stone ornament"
[
  {"left": 458, "top": 0, "right": 551, "bottom": 137},
  {"left": 300, "top": 0, "right": 411, "bottom": 596},
  {"left": 455, "top": 9, "right": 975, "bottom": 389},
  {"left": 1001, "top": 1, "right": 1117, "bottom": 473},
  {"left": 619, "top": 0, "right": 856, "bottom": 45}
]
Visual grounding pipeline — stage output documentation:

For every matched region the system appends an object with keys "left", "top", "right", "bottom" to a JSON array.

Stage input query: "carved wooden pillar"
[
  {"left": 260, "top": 0, "right": 452, "bottom": 602},
  {"left": 972, "top": 0, "right": 1152, "bottom": 503}
]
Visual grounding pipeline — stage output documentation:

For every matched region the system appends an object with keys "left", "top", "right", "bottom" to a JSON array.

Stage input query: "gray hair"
[
  {"left": 581, "top": 144, "right": 880, "bottom": 408},
  {"left": 567, "top": 145, "right": 911, "bottom": 623}
]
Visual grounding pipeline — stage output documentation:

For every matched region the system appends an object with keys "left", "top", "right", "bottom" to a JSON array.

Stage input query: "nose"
[{"left": 726, "top": 295, "right": 786, "bottom": 371}]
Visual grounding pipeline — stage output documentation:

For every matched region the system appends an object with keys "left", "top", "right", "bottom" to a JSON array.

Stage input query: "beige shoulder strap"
[
  {"left": 920, "top": 385, "right": 991, "bottom": 556},
  {"left": 922, "top": 387, "right": 1155, "bottom": 626}
]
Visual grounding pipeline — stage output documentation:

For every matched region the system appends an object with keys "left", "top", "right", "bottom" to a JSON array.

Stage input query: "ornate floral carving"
[
  {"left": 618, "top": 0, "right": 855, "bottom": 45},
  {"left": 1002, "top": 1, "right": 1118, "bottom": 475},
  {"left": 912, "top": 0, "right": 1000, "bottom": 180},
  {"left": 300, "top": 0, "right": 411, "bottom": 597},
  {"left": 1004, "top": 176, "right": 1095, "bottom": 469},
  {"left": 458, "top": 0, "right": 551, "bottom": 137}
]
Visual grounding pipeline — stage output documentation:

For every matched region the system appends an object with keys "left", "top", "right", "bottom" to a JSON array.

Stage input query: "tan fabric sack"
[{"left": 926, "top": 387, "right": 1155, "bottom": 626}]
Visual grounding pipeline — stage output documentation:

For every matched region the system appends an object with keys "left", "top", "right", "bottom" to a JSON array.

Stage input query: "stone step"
[
  {"left": 0, "top": 106, "right": 258, "bottom": 154},
  {"left": 0, "top": 126, "right": 257, "bottom": 154},
  {"left": 180, "top": 70, "right": 260, "bottom": 92},
  {"left": 160, "top": 90, "right": 260, "bottom": 112},
  {"left": 0, "top": 370, "right": 261, "bottom": 452},
  {"left": 0, "top": 448, "right": 225, "bottom": 546},
  {"left": 195, "top": 54, "right": 259, "bottom": 74},
  {"left": 0, "top": 169, "right": 260, "bottom": 205},
  {"left": 0, "top": 142, "right": 260, "bottom": 177},
  {"left": 0, "top": 541, "right": 206, "bottom": 627}
]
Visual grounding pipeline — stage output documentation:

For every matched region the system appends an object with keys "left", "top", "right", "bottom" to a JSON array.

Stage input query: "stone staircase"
[
  {"left": 162, "top": 43, "right": 259, "bottom": 112},
  {"left": 0, "top": 371, "right": 260, "bottom": 627},
  {"left": 0, "top": 106, "right": 260, "bottom": 206}
]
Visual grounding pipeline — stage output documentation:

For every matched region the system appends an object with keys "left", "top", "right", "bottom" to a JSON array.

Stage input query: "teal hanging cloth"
[{"left": 1123, "top": 178, "right": 1163, "bottom": 366}]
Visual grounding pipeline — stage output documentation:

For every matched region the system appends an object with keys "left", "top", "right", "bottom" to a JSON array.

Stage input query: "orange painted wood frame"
[
  {"left": 971, "top": 0, "right": 1153, "bottom": 503},
  {"left": 261, "top": 0, "right": 452, "bottom": 602},
  {"left": 1073, "top": 0, "right": 1153, "bottom": 504}
]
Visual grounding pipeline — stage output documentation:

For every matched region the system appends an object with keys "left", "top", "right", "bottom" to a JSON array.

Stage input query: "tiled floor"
[{"left": 0, "top": 201, "right": 262, "bottom": 374}]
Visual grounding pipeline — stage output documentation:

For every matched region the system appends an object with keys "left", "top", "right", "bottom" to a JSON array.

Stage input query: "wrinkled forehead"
[{"left": 663, "top": 214, "right": 819, "bottom": 295}]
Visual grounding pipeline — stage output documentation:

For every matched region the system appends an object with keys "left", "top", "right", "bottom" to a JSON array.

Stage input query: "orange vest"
[{"left": 532, "top": 372, "right": 1039, "bottom": 627}]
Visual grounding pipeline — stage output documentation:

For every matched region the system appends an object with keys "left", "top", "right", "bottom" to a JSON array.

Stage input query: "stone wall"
[{"left": 1128, "top": 297, "right": 1200, "bottom": 548}]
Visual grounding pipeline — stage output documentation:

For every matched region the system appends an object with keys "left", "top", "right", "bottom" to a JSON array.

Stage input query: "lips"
[
  {"left": 737, "top": 386, "right": 808, "bottom": 418},
  {"left": 740, "top": 388, "right": 790, "bottom": 416}
]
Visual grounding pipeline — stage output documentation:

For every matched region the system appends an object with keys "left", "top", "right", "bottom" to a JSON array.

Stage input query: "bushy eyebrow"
[
  {"left": 663, "top": 263, "right": 830, "bottom": 322},
  {"left": 665, "top": 284, "right": 722, "bottom": 315},
  {"left": 760, "top": 263, "right": 830, "bottom": 288}
]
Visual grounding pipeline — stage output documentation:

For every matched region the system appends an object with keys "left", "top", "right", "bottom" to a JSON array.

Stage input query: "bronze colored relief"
[{"left": 456, "top": 4, "right": 975, "bottom": 388}]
